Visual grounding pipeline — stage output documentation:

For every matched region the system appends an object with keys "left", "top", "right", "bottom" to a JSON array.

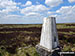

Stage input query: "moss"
[
  {"left": 62, "top": 45, "right": 72, "bottom": 52},
  {"left": 15, "top": 46, "right": 39, "bottom": 56}
]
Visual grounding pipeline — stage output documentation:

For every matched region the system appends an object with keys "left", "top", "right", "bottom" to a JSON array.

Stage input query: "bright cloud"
[
  {"left": 56, "top": 5, "right": 75, "bottom": 23},
  {"left": 0, "top": 0, "right": 21, "bottom": 24},
  {"left": 68, "top": 0, "right": 75, "bottom": 3},
  {"left": 0, "top": 0, "right": 17, "bottom": 8},
  {"left": 0, "top": 14, "right": 43, "bottom": 24},
  {"left": 45, "top": 0, "right": 63, "bottom": 7},
  {"left": 0, "top": 0, "right": 47, "bottom": 24},
  {"left": 0, "top": 14, "right": 25, "bottom": 24},
  {"left": 0, "top": 0, "right": 20, "bottom": 13},
  {"left": 25, "top": 1, "right": 32, "bottom": 6},
  {"left": 21, "top": 4, "right": 48, "bottom": 22},
  {"left": 56, "top": 5, "right": 75, "bottom": 16},
  {"left": 22, "top": 1, "right": 32, "bottom": 7},
  {"left": 25, "top": 12, "right": 40, "bottom": 16},
  {"left": 21, "top": 4, "right": 49, "bottom": 15},
  {"left": 0, "top": 0, "right": 75, "bottom": 24},
  {"left": 0, "top": 6, "right": 19, "bottom": 13},
  {"left": 56, "top": 6, "right": 72, "bottom": 14}
]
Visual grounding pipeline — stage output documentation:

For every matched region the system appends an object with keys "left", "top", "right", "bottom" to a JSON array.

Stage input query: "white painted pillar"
[{"left": 40, "top": 17, "right": 59, "bottom": 51}]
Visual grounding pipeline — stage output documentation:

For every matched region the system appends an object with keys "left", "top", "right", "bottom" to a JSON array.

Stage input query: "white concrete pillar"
[{"left": 40, "top": 16, "right": 59, "bottom": 51}]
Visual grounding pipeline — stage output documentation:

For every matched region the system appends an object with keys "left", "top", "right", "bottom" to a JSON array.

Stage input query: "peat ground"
[{"left": 0, "top": 24, "right": 75, "bottom": 56}]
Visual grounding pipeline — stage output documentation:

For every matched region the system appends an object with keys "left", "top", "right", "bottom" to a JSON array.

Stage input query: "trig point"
[{"left": 36, "top": 16, "right": 61, "bottom": 56}]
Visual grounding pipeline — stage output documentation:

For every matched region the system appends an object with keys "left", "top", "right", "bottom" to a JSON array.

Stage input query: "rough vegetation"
[{"left": 0, "top": 24, "right": 75, "bottom": 56}]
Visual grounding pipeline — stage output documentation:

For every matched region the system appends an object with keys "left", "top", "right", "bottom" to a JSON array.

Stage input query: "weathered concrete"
[
  {"left": 40, "top": 17, "right": 59, "bottom": 50},
  {"left": 36, "top": 16, "right": 60, "bottom": 56},
  {"left": 36, "top": 44, "right": 60, "bottom": 56}
]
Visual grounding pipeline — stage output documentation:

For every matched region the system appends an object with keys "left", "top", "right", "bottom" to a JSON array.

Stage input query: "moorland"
[{"left": 0, "top": 23, "right": 75, "bottom": 56}]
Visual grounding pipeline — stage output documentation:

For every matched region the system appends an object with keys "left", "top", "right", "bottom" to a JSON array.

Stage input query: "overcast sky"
[{"left": 0, "top": 0, "right": 75, "bottom": 24}]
